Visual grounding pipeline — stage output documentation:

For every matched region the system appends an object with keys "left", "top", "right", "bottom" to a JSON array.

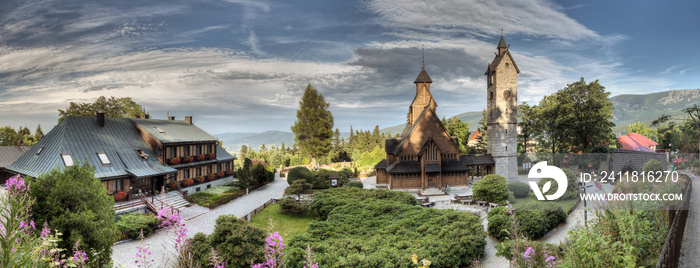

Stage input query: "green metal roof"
[
  {"left": 7, "top": 116, "right": 176, "bottom": 179},
  {"left": 497, "top": 35, "right": 507, "bottom": 48},
  {"left": 131, "top": 118, "right": 218, "bottom": 144}
]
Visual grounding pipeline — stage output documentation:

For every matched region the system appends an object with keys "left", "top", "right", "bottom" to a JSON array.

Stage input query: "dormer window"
[
  {"left": 136, "top": 149, "right": 149, "bottom": 160},
  {"left": 61, "top": 154, "right": 74, "bottom": 166},
  {"left": 97, "top": 152, "right": 111, "bottom": 166}
]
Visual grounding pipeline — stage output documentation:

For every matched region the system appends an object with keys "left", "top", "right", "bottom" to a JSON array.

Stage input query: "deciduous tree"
[{"left": 57, "top": 96, "right": 144, "bottom": 123}]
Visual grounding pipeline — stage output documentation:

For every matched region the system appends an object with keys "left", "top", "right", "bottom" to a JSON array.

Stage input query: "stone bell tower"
[{"left": 485, "top": 33, "right": 519, "bottom": 180}]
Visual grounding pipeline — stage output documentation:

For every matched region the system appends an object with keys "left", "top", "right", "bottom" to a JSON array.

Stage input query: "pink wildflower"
[{"left": 523, "top": 247, "right": 534, "bottom": 259}]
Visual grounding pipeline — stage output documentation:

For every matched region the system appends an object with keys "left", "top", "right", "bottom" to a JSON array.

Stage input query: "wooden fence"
[
  {"left": 656, "top": 174, "right": 693, "bottom": 268},
  {"left": 245, "top": 198, "right": 279, "bottom": 221}
]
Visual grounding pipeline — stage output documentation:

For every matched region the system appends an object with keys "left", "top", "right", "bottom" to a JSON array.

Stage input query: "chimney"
[
  {"left": 168, "top": 116, "right": 175, "bottom": 121},
  {"left": 97, "top": 112, "right": 105, "bottom": 127},
  {"left": 184, "top": 116, "right": 193, "bottom": 125}
]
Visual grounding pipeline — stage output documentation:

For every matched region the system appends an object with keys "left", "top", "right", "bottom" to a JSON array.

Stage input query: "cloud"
[{"left": 363, "top": 0, "right": 599, "bottom": 40}]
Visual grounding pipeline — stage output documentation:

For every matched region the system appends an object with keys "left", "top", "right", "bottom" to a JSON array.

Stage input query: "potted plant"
[
  {"left": 182, "top": 178, "right": 194, "bottom": 187},
  {"left": 113, "top": 191, "right": 127, "bottom": 202},
  {"left": 195, "top": 176, "right": 205, "bottom": 183},
  {"left": 207, "top": 174, "right": 216, "bottom": 181},
  {"left": 217, "top": 171, "right": 225, "bottom": 178},
  {"left": 167, "top": 180, "right": 179, "bottom": 189},
  {"left": 206, "top": 152, "right": 216, "bottom": 160},
  {"left": 196, "top": 154, "right": 205, "bottom": 161},
  {"left": 225, "top": 169, "right": 234, "bottom": 176},
  {"left": 182, "top": 156, "right": 193, "bottom": 163},
  {"left": 169, "top": 157, "right": 181, "bottom": 165}
]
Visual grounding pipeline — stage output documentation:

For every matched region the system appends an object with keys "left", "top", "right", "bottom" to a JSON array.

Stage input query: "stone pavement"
[
  {"left": 679, "top": 172, "right": 699, "bottom": 267},
  {"left": 111, "top": 174, "right": 288, "bottom": 267}
]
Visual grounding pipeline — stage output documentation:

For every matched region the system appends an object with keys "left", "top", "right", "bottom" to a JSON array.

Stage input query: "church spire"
[
  {"left": 414, "top": 46, "right": 432, "bottom": 84},
  {"left": 497, "top": 27, "right": 507, "bottom": 55}
]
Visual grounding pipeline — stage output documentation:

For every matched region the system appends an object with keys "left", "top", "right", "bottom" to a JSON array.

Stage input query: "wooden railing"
[
  {"left": 140, "top": 195, "right": 158, "bottom": 214},
  {"left": 176, "top": 185, "right": 194, "bottom": 203},
  {"left": 656, "top": 174, "right": 693, "bottom": 268}
]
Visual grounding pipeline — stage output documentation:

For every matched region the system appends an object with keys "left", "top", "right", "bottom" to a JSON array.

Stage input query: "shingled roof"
[
  {"left": 8, "top": 116, "right": 176, "bottom": 179},
  {"left": 414, "top": 67, "right": 432, "bottom": 84}
]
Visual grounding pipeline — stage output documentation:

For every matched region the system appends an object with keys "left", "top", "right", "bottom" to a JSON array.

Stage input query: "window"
[
  {"left": 36, "top": 147, "right": 44, "bottom": 155},
  {"left": 184, "top": 169, "right": 190, "bottom": 178},
  {"left": 184, "top": 146, "right": 190, "bottom": 156},
  {"left": 196, "top": 167, "right": 201, "bottom": 176},
  {"left": 97, "top": 152, "right": 111, "bottom": 166},
  {"left": 61, "top": 154, "right": 74, "bottom": 166},
  {"left": 197, "top": 145, "right": 202, "bottom": 155},
  {"left": 153, "top": 126, "right": 165, "bottom": 133},
  {"left": 136, "top": 149, "right": 148, "bottom": 160},
  {"left": 113, "top": 180, "right": 122, "bottom": 192},
  {"left": 169, "top": 147, "right": 176, "bottom": 158}
]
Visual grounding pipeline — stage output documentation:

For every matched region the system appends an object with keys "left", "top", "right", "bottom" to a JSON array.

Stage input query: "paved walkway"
[
  {"left": 111, "top": 174, "right": 288, "bottom": 267},
  {"left": 679, "top": 172, "right": 699, "bottom": 267}
]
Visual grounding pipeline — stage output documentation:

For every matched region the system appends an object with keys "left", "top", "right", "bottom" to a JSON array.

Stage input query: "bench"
[
  {"left": 476, "top": 200, "right": 489, "bottom": 207},
  {"left": 489, "top": 203, "right": 500, "bottom": 208}
]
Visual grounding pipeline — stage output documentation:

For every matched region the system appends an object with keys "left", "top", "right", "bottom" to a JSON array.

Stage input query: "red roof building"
[{"left": 619, "top": 133, "right": 658, "bottom": 152}]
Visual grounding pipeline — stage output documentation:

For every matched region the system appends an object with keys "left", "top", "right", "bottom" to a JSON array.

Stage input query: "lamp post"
[{"left": 578, "top": 181, "right": 594, "bottom": 226}]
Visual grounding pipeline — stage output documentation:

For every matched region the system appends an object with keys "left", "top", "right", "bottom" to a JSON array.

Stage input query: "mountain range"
[{"left": 215, "top": 88, "right": 700, "bottom": 152}]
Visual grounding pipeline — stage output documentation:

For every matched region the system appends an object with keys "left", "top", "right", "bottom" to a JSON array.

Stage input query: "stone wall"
[{"left": 180, "top": 176, "right": 234, "bottom": 195}]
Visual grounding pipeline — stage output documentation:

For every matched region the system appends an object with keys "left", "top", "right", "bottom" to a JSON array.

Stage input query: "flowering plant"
[
  {"left": 169, "top": 157, "right": 181, "bottom": 165},
  {"left": 182, "top": 156, "right": 194, "bottom": 163},
  {"left": 182, "top": 178, "right": 194, "bottom": 187},
  {"left": 207, "top": 152, "right": 216, "bottom": 160},
  {"left": 225, "top": 169, "right": 235, "bottom": 176},
  {"left": 196, "top": 154, "right": 206, "bottom": 161},
  {"left": 195, "top": 176, "right": 205, "bottom": 183},
  {"left": 207, "top": 174, "right": 216, "bottom": 181},
  {"left": 217, "top": 171, "right": 225, "bottom": 178},
  {"left": 113, "top": 191, "right": 128, "bottom": 202}
]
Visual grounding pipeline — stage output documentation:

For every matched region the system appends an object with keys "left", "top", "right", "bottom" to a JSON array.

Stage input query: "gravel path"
[
  {"left": 111, "top": 175, "right": 287, "bottom": 267},
  {"left": 679, "top": 172, "right": 699, "bottom": 267}
]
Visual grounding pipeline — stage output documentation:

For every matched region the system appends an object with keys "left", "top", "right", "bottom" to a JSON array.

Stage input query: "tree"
[
  {"left": 561, "top": 78, "right": 615, "bottom": 152},
  {"left": 517, "top": 103, "right": 536, "bottom": 153},
  {"left": 57, "top": 96, "right": 144, "bottom": 123},
  {"left": 30, "top": 163, "right": 118, "bottom": 266},
  {"left": 239, "top": 145, "right": 248, "bottom": 159},
  {"left": 34, "top": 124, "right": 44, "bottom": 142},
  {"left": 291, "top": 84, "right": 334, "bottom": 167},
  {"left": 198, "top": 215, "right": 266, "bottom": 267},
  {"left": 476, "top": 109, "right": 488, "bottom": 154},
  {"left": 442, "top": 117, "right": 470, "bottom": 153},
  {"left": 683, "top": 104, "right": 700, "bottom": 153},
  {"left": 285, "top": 180, "right": 312, "bottom": 199},
  {"left": 0, "top": 126, "right": 18, "bottom": 146},
  {"left": 333, "top": 129, "right": 341, "bottom": 152},
  {"left": 627, "top": 122, "right": 658, "bottom": 141}
]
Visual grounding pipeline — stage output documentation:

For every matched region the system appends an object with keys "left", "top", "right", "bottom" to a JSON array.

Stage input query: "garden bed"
[{"left": 249, "top": 203, "right": 315, "bottom": 239}]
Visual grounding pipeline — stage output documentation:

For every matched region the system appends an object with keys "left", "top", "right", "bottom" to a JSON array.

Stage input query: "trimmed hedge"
[
  {"left": 287, "top": 166, "right": 313, "bottom": 185},
  {"left": 486, "top": 202, "right": 567, "bottom": 241},
  {"left": 279, "top": 197, "right": 309, "bottom": 214},
  {"left": 508, "top": 182, "right": 530, "bottom": 198},
  {"left": 345, "top": 181, "right": 363, "bottom": 188},
  {"left": 310, "top": 187, "right": 417, "bottom": 220},
  {"left": 473, "top": 174, "right": 508, "bottom": 204},
  {"left": 284, "top": 199, "right": 486, "bottom": 267},
  {"left": 116, "top": 213, "right": 161, "bottom": 239}
]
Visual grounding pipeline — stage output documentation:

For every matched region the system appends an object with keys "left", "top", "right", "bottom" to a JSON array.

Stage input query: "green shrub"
[
  {"left": 190, "top": 192, "right": 216, "bottom": 206},
  {"left": 189, "top": 233, "right": 212, "bottom": 268},
  {"left": 116, "top": 213, "right": 161, "bottom": 239},
  {"left": 205, "top": 215, "right": 266, "bottom": 267},
  {"left": 508, "top": 190, "right": 516, "bottom": 204},
  {"left": 644, "top": 159, "right": 664, "bottom": 174},
  {"left": 508, "top": 182, "right": 530, "bottom": 198},
  {"left": 310, "top": 187, "right": 417, "bottom": 220},
  {"left": 345, "top": 181, "right": 363, "bottom": 188},
  {"left": 287, "top": 166, "right": 313, "bottom": 185},
  {"left": 278, "top": 197, "right": 309, "bottom": 214},
  {"left": 487, "top": 206, "right": 510, "bottom": 241},
  {"left": 537, "top": 167, "right": 578, "bottom": 200},
  {"left": 284, "top": 199, "right": 486, "bottom": 267},
  {"left": 473, "top": 174, "right": 508, "bottom": 204},
  {"left": 692, "top": 159, "right": 700, "bottom": 168},
  {"left": 284, "top": 180, "right": 312, "bottom": 199}
]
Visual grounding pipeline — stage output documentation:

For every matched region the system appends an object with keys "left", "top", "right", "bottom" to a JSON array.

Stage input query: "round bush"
[
  {"left": 473, "top": 174, "right": 508, "bottom": 204},
  {"left": 508, "top": 182, "right": 530, "bottom": 198},
  {"left": 644, "top": 159, "right": 664, "bottom": 174},
  {"left": 345, "top": 181, "right": 363, "bottom": 188},
  {"left": 486, "top": 206, "right": 510, "bottom": 241},
  {"left": 287, "top": 166, "right": 313, "bottom": 186},
  {"left": 279, "top": 197, "right": 309, "bottom": 214},
  {"left": 116, "top": 213, "right": 161, "bottom": 239}
]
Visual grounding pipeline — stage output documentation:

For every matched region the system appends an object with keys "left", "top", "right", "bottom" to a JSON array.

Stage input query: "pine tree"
[
  {"left": 291, "top": 84, "right": 334, "bottom": 167},
  {"left": 333, "top": 129, "right": 341, "bottom": 152},
  {"left": 240, "top": 145, "right": 248, "bottom": 159},
  {"left": 476, "top": 109, "right": 488, "bottom": 154}
]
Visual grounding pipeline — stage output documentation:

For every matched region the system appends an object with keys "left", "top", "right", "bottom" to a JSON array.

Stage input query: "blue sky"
[{"left": 0, "top": 0, "right": 698, "bottom": 135}]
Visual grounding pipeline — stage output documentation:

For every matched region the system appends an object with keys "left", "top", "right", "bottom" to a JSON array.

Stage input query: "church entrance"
[{"left": 427, "top": 174, "right": 440, "bottom": 189}]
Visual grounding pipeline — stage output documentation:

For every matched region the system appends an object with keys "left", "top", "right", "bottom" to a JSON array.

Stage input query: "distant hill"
[{"left": 219, "top": 89, "right": 700, "bottom": 152}]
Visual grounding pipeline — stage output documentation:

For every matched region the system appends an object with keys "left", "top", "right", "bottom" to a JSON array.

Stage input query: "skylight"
[
  {"left": 61, "top": 154, "right": 74, "bottom": 166},
  {"left": 97, "top": 152, "right": 111, "bottom": 166},
  {"left": 36, "top": 147, "right": 44, "bottom": 155},
  {"left": 152, "top": 126, "right": 165, "bottom": 133}
]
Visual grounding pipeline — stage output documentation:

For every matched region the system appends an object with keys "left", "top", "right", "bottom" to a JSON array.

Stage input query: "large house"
[
  {"left": 7, "top": 114, "right": 235, "bottom": 200},
  {"left": 0, "top": 146, "right": 31, "bottom": 183}
]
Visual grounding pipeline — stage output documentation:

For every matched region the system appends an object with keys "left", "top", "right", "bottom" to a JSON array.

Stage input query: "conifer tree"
[{"left": 291, "top": 84, "right": 334, "bottom": 167}]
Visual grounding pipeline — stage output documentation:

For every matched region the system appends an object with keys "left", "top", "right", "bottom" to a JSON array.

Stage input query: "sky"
[{"left": 1, "top": 0, "right": 699, "bottom": 135}]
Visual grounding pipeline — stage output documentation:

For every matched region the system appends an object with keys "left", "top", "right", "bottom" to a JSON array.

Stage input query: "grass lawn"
[
  {"left": 513, "top": 194, "right": 580, "bottom": 212},
  {"left": 249, "top": 203, "right": 315, "bottom": 239}
]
